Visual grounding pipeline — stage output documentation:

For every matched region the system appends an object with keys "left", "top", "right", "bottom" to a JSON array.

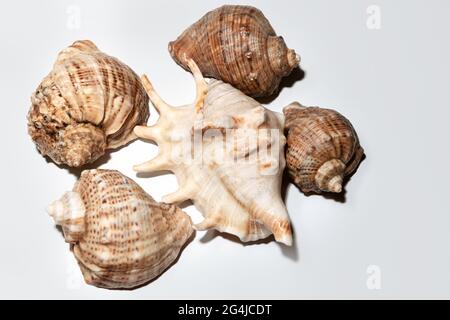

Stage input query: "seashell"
[
  {"left": 133, "top": 59, "right": 293, "bottom": 246},
  {"left": 47, "top": 169, "right": 193, "bottom": 289},
  {"left": 28, "top": 40, "right": 149, "bottom": 167},
  {"left": 283, "top": 102, "right": 364, "bottom": 193},
  {"left": 169, "top": 5, "right": 300, "bottom": 98}
]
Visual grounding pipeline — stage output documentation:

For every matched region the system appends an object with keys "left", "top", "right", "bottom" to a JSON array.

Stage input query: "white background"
[{"left": 1, "top": 0, "right": 449, "bottom": 299}]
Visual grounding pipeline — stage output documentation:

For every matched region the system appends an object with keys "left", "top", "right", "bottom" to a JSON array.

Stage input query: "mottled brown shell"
[
  {"left": 28, "top": 40, "right": 149, "bottom": 167},
  {"left": 169, "top": 5, "right": 300, "bottom": 97},
  {"left": 47, "top": 169, "right": 193, "bottom": 289},
  {"left": 283, "top": 102, "right": 364, "bottom": 193}
]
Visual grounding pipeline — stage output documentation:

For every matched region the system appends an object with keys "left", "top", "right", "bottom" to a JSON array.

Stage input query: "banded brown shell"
[
  {"left": 47, "top": 169, "right": 193, "bottom": 289},
  {"left": 169, "top": 5, "right": 300, "bottom": 98},
  {"left": 28, "top": 40, "right": 149, "bottom": 167},
  {"left": 283, "top": 102, "right": 364, "bottom": 193}
]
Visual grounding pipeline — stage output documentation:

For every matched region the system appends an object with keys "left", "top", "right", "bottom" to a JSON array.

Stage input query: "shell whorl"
[
  {"left": 284, "top": 102, "right": 364, "bottom": 194},
  {"left": 267, "top": 36, "right": 300, "bottom": 76},
  {"left": 315, "top": 159, "right": 346, "bottom": 193},
  {"left": 47, "top": 191, "right": 86, "bottom": 242},
  {"left": 31, "top": 120, "right": 107, "bottom": 167}
]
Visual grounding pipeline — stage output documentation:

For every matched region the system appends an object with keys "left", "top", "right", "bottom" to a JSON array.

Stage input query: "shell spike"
[
  {"left": 273, "top": 229, "right": 293, "bottom": 246},
  {"left": 194, "top": 218, "right": 217, "bottom": 231},
  {"left": 134, "top": 125, "right": 162, "bottom": 143},
  {"left": 185, "top": 57, "right": 208, "bottom": 113},
  {"left": 47, "top": 191, "right": 86, "bottom": 243},
  {"left": 162, "top": 183, "right": 197, "bottom": 204},
  {"left": 253, "top": 199, "right": 293, "bottom": 246},
  {"left": 270, "top": 219, "right": 293, "bottom": 246},
  {"left": 140, "top": 74, "right": 172, "bottom": 114},
  {"left": 133, "top": 154, "right": 172, "bottom": 173}
]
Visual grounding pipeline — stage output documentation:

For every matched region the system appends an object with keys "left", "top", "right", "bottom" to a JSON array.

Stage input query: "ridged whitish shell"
[
  {"left": 28, "top": 40, "right": 149, "bottom": 167},
  {"left": 283, "top": 102, "right": 364, "bottom": 193},
  {"left": 169, "top": 5, "right": 300, "bottom": 97},
  {"left": 47, "top": 169, "right": 193, "bottom": 289},
  {"left": 134, "top": 59, "right": 292, "bottom": 245}
]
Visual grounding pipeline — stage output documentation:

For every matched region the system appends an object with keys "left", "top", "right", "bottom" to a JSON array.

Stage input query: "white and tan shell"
[
  {"left": 28, "top": 40, "right": 149, "bottom": 167},
  {"left": 283, "top": 102, "right": 364, "bottom": 193},
  {"left": 47, "top": 169, "right": 193, "bottom": 289},
  {"left": 134, "top": 59, "right": 292, "bottom": 245}
]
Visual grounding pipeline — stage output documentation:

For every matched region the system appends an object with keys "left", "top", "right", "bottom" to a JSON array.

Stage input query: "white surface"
[{"left": 1, "top": 0, "right": 449, "bottom": 299}]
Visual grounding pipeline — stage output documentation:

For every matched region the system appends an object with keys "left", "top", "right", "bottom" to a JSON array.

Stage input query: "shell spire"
[
  {"left": 47, "top": 191, "right": 86, "bottom": 243},
  {"left": 315, "top": 159, "right": 345, "bottom": 193},
  {"left": 267, "top": 36, "right": 300, "bottom": 76},
  {"left": 134, "top": 59, "right": 293, "bottom": 245},
  {"left": 284, "top": 102, "right": 364, "bottom": 194}
]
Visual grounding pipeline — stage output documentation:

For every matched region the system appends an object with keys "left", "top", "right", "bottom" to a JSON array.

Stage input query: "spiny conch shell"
[
  {"left": 47, "top": 169, "right": 193, "bottom": 289},
  {"left": 283, "top": 102, "right": 365, "bottom": 194},
  {"left": 169, "top": 5, "right": 300, "bottom": 98},
  {"left": 28, "top": 40, "right": 149, "bottom": 167},
  {"left": 133, "top": 59, "right": 293, "bottom": 246}
]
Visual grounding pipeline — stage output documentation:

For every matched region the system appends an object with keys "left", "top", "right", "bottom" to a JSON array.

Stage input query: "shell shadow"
[
  {"left": 256, "top": 66, "right": 306, "bottom": 105},
  {"left": 302, "top": 188, "right": 348, "bottom": 203},
  {"left": 136, "top": 170, "right": 172, "bottom": 179},
  {"left": 280, "top": 232, "right": 299, "bottom": 262},
  {"left": 54, "top": 224, "right": 64, "bottom": 237},
  {"left": 199, "top": 229, "right": 299, "bottom": 261},
  {"left": 177, "top": 199, "right": 194, "bottom": 210},
  {"left": 281, "top": 170, "right": 291, "bottom": 204}
]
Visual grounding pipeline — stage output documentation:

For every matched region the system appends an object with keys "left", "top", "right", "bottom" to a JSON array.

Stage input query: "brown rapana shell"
[
  {"left": 169, "top": 5, "right": 300, "bottom": 97},
  {"left": 28, "top": 40, "right": 149, "bottom": 167},
  {"left": 283, "top": 102, "right": 364, "bottom": 193},
  {"left": 47, "top": 169, "right": 193, "bottom": 289}
]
